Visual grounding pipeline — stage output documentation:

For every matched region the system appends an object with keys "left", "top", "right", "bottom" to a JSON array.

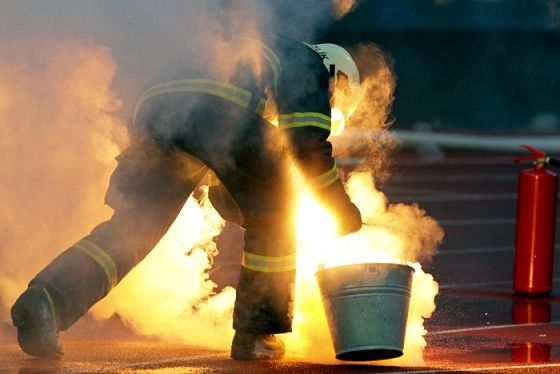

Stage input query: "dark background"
[{"left": 324, "top": 0, "right": 560, "bottom": 131}]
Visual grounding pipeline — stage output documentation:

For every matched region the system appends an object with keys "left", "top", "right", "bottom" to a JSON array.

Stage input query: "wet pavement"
[
  {"left": 1, "top": 148, "right": 560, "bottom": 373},
  {"left": 390, "top": 149, "right": 560, "bottom": 373}
]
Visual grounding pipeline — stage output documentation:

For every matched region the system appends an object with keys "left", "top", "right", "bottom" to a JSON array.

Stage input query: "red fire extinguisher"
[{"left": 513, "top": 145, "right": 559, "bottom": 295}]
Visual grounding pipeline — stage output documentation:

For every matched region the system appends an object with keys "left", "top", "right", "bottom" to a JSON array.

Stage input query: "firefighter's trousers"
[{"left": 32, "top": 91, "right": 297, "bottom": 334}]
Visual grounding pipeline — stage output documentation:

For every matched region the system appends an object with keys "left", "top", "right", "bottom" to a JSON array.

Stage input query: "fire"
[
  {"left": 89, "top": 169, "right": 442, "bottom": 366},
  {"left": 285, "top": 171, "right": 442, "bottom": 365}
]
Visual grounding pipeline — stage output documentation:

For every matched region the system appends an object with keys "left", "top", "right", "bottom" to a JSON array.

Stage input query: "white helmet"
[{"left": 307, "top": 43, "right": 361, "bottom": 133}]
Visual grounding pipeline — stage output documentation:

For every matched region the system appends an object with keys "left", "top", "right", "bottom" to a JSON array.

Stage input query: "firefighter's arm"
[
  {"left": 274, "top": 47, "right": 361, "bottom": 235},
  {"left": 283, "top": 125, "right": 362, "bottom": 235}
]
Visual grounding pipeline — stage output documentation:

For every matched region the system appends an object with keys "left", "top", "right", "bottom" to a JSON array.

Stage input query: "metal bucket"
[{"left": 316, "top": 262, "right": 414, "bottom": 361}]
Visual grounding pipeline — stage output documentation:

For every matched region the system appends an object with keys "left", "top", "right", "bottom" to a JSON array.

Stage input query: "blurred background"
[{"left": 326, "top": 0, "right": 560, "bottom": 132}]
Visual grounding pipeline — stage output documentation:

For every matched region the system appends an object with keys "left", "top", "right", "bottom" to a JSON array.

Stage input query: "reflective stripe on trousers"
[
  {"left": 241, "top": 252, "right": 296, "bottom": 273},
  {"left": 71, "top": 239, "right": 118, "bottom": 293}
]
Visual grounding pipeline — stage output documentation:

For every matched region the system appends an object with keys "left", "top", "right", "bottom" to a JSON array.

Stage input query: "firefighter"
[{"left": 10, "top": 35, "right": 362, "bottom": 360}]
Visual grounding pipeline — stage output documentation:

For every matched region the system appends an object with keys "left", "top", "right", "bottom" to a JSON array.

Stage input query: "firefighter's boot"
[
  {"left": 11, "top": 284, "right": 63, "bottom": 358},
  {"left": 230, "top": 332, "right": 285, "bottom": 360}
]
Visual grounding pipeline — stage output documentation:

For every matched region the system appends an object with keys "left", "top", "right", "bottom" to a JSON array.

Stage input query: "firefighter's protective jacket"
[{"left": 198, "top": 34, "right": 359, "bottom": 231}]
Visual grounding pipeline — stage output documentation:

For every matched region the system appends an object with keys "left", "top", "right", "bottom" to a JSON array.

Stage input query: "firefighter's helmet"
[{"left": 307, "top": 43, "right": 361, "bottom": 122}]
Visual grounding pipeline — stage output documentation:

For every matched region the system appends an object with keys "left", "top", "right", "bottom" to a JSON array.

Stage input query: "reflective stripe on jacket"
[{"left": 133, "top": 35, "right": 344, "bottom": 195}]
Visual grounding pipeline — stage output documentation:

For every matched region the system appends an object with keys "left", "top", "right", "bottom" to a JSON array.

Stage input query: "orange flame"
[
  {"left": 285, "top": 171, "right": 442, "bottom": 365},
  {"left": 90, "top": 170, "right": 442, "bottom": 366}
]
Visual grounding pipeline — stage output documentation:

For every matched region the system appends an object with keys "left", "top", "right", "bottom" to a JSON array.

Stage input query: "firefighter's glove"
[{"left": 336, "top": 202, "right": 362, "bottom": 236}]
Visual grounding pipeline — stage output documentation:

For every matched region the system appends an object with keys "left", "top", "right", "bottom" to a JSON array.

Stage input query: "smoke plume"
[
  {"left": 0, "top": 38, "right": 124, "bottom": 317},
  {"left": 332, "top": 43, "right": 399, "bottom": 181}
]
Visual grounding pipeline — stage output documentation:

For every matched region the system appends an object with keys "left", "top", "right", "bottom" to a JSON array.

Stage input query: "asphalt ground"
[{"left": 1, "top": 148, "right": 560, "bottom": 373}]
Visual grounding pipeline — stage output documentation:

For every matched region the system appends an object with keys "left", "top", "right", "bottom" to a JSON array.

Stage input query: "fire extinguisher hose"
[{"left": 547, "top": 157, "right": 560, "bottom": 168}]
